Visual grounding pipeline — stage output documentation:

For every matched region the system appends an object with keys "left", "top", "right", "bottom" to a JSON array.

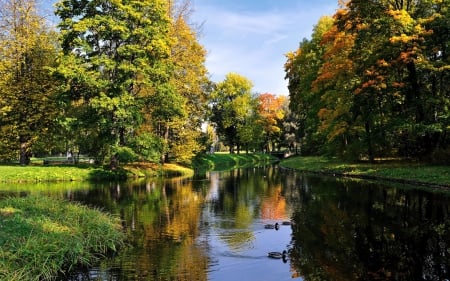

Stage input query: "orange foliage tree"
[{"left": 258, "top": 93, "right": 286, "bottom": 152}]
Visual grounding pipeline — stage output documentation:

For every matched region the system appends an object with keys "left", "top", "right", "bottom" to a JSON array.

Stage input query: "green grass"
[
  {"left": 192, "top": 152, "right": 278, "bottom": 172},
  {"left": 0, "top": 164, "right": 102, "bottom": 182},
  {"left": 0, "top": 162, "right": 193, "bottom": 183},
  {"left": 281, "top": 156, "right": 450, "bottom": 187},
  {"left": 0, "top": 195, "right": 125, "bottom": 281}
]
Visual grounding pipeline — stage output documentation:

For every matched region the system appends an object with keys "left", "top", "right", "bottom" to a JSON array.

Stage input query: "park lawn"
[
  {"left": 281, "top": 156, "right": 450, "bottom": 187},
  {"left": 0, "top": 165, "right": 98, "bottom": 182},
  {"left": 0, "top": 195, "right": 125, "bottom": 281},
  {"left": 0, "top": 162, "right": 194, "bottom": 183}
]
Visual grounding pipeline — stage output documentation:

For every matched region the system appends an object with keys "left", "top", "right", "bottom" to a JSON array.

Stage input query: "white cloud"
[{"left": 191, "top": 1, "right": 338, "bottom": 95}]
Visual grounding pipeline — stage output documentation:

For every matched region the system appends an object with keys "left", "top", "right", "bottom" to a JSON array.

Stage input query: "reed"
[{"left": 0, "top": 195, "right": 125, "bottom": 281}]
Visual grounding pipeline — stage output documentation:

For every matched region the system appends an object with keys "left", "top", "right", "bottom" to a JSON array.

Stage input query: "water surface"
[{"left": 2, "top": 165, "right": 450, "bottom": 280}]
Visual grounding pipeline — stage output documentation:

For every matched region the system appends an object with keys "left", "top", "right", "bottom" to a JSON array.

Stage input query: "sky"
[
  {"left": 189, "top": 0, "right": 339, "bottom": 95},
  {"left": 40, "top": 0, "right": 339, "bottom": 96}
]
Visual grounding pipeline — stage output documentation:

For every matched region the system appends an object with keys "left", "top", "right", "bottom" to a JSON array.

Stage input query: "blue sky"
[
  {"left": 40, "top": 0, "right": 338, "bottom": 95},
  {"left": 190, "top": 0, "right": 338, "bottom": 95}
]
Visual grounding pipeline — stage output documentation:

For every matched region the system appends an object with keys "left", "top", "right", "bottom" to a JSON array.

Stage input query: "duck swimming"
[
  {"left": 268, "top": 250, "right": 287, "bottom": 259},
  {"left": 264, "top": 222, "right": 279, "bottom": 230}
]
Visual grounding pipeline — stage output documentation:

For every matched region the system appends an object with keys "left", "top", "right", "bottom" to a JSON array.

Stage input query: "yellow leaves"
[
  {"left": 390, "top": 33, "right": 419, "bottom": 44},
  {"left": 388, "top": 9, "right": 414, "bottom": 28},
  {"left": 318, "top": 107, "right": 349, "bottom": 141},
  {"left": 0, "top": 105, "right": 13, "bottom": 116}
]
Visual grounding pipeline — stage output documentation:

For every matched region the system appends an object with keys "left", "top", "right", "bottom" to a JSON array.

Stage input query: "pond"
[{"left": 2, "top": 165, "right": 450, "bottom": 280}]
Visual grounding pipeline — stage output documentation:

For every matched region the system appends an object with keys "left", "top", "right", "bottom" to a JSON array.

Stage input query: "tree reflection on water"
[
  {"left": 286, "top": 172, "right": 450, "bottom": 281},
  {"left": 14, "top": 166, "right": 448, "bottom": 281}
]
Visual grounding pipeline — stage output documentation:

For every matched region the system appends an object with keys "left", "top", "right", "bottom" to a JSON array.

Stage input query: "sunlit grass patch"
[
  {"left": 0, "top": 165, "right": 99, "bottom": 182},
  {"left": 0, "top": 207, "right": 21, "bottom": 217},
  {"left": 0, "top": 195, "right": 125, "bottom": 281}
]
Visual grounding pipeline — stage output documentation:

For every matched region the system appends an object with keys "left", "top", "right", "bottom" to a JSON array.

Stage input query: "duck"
[
  {"left": 264, "top": 222, "right": 279, "bottom": 230},
  {"left": 268, "top": 250, "right": 287, "bottom": 259}
]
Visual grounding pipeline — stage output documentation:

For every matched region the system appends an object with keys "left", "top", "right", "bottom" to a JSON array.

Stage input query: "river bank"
[
  {"left": 0, "top": 162, "right": 193, "bottom": 183},
  {"left": 0, "top": 153, "right": 276, "bottom": 183},
  {"left": 0, "top": 195, "right": 125, "bottom": 281},
  {"left": 280, "top": 156, "right": 450, "bottom": 189},
  {"left": 0, "top": 153, "right": 274, "bottom": 280}
]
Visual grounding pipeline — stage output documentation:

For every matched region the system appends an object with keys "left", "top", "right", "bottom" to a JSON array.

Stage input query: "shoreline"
[{"left": 280, "top": 156, "right": 450, "bottom": 190}]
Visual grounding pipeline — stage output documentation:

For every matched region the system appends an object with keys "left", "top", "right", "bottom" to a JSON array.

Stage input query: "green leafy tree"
[
  {"left": 0, "top": 0, "right": 60, "bottom": 164},
  {"left": 211, "top": 73, "right": 254, "bottom": 153},
  {"left": 55, "top": 0, "right": 173, "bottom": 163},
  {"left": 236, "top": 94, "right": 264, "bottom": 153}
]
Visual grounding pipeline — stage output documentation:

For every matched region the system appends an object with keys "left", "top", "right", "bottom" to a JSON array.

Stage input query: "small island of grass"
[{"left": 0, "top": 195, "right": 125, "bottom": 281}]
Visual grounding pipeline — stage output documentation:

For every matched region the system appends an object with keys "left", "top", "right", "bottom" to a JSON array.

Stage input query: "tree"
[
  {"left": 257, "top": 93, "right": 286, "bottom": 152},
  {"left": 163, "top": 0, "right": 210, "bottom": 164},
  {"left": 285, "top": 0, "right": 450, "bottom": 162},
  {"left": 55, "top": 0, "right": 174, "bottom": 163},
  {"left": 284, "top": 16, "right": 334, "bottom": 156},
  {"left": 0, "top": 0, "right": 60, "bottom": 164},
  {"left": 236, "top": 94, "right": 264, "bottom": 153},
  {"left": 210, "top": 73, "right": 254, "bottom": 153},
  {"left": 336, "top": 0, "right": 450, "bottom": 160}
]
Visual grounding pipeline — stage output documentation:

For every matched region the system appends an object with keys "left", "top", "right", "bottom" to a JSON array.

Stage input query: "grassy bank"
[
  {"left": 0, "top": 162, "right": 193, "bottom": 183},
  {"left": 0, "top": 165, "right": 100, "bottom": 182},
  {"left": 192, "top": 152, "right": 278, "bottom": 172},
  {"left": 0, "top": 195, "right": 125, "bottom": 281},
  {"left": 281, "top": 156, "right": 450, "bottom": 188}
]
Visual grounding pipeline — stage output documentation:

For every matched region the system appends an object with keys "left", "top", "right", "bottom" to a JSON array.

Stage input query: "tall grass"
[{"left": 0, "top": 195, "right": 125, "bottom": 281}]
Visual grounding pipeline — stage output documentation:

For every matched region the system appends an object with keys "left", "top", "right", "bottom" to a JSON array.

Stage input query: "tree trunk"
[
  {"left": 19, "top": 138, "right": 31, "bottom": 165},
  {"left": 160, "top": 123, "right": 170, "bottom": 164},
  {"left": 365, "top": 121, "right": 374, "bottom": 162}
]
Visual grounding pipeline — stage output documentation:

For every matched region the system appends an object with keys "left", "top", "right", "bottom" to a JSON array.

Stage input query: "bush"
[{"left": 114, "top": 146, "right": 137, "bottom": 164}]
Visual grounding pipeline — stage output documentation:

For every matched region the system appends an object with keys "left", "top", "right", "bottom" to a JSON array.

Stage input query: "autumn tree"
[
  {"left": 285, "top": 0, "right": 450, "bottom": 162},
  {"left": 0, "top": 0, "right": 60, "bottom": 164},
  {"left": 257, "top": 93, "right": 286, "bottom": 152},
  {"left": 285, "top": 16, "right": 334, "bottom": 155},
  {"left": 336, "top": 0, "right": 450, "bottom": 160},
  {"left": 162, "top": 0, "right": 210, "bottom": 164}
]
